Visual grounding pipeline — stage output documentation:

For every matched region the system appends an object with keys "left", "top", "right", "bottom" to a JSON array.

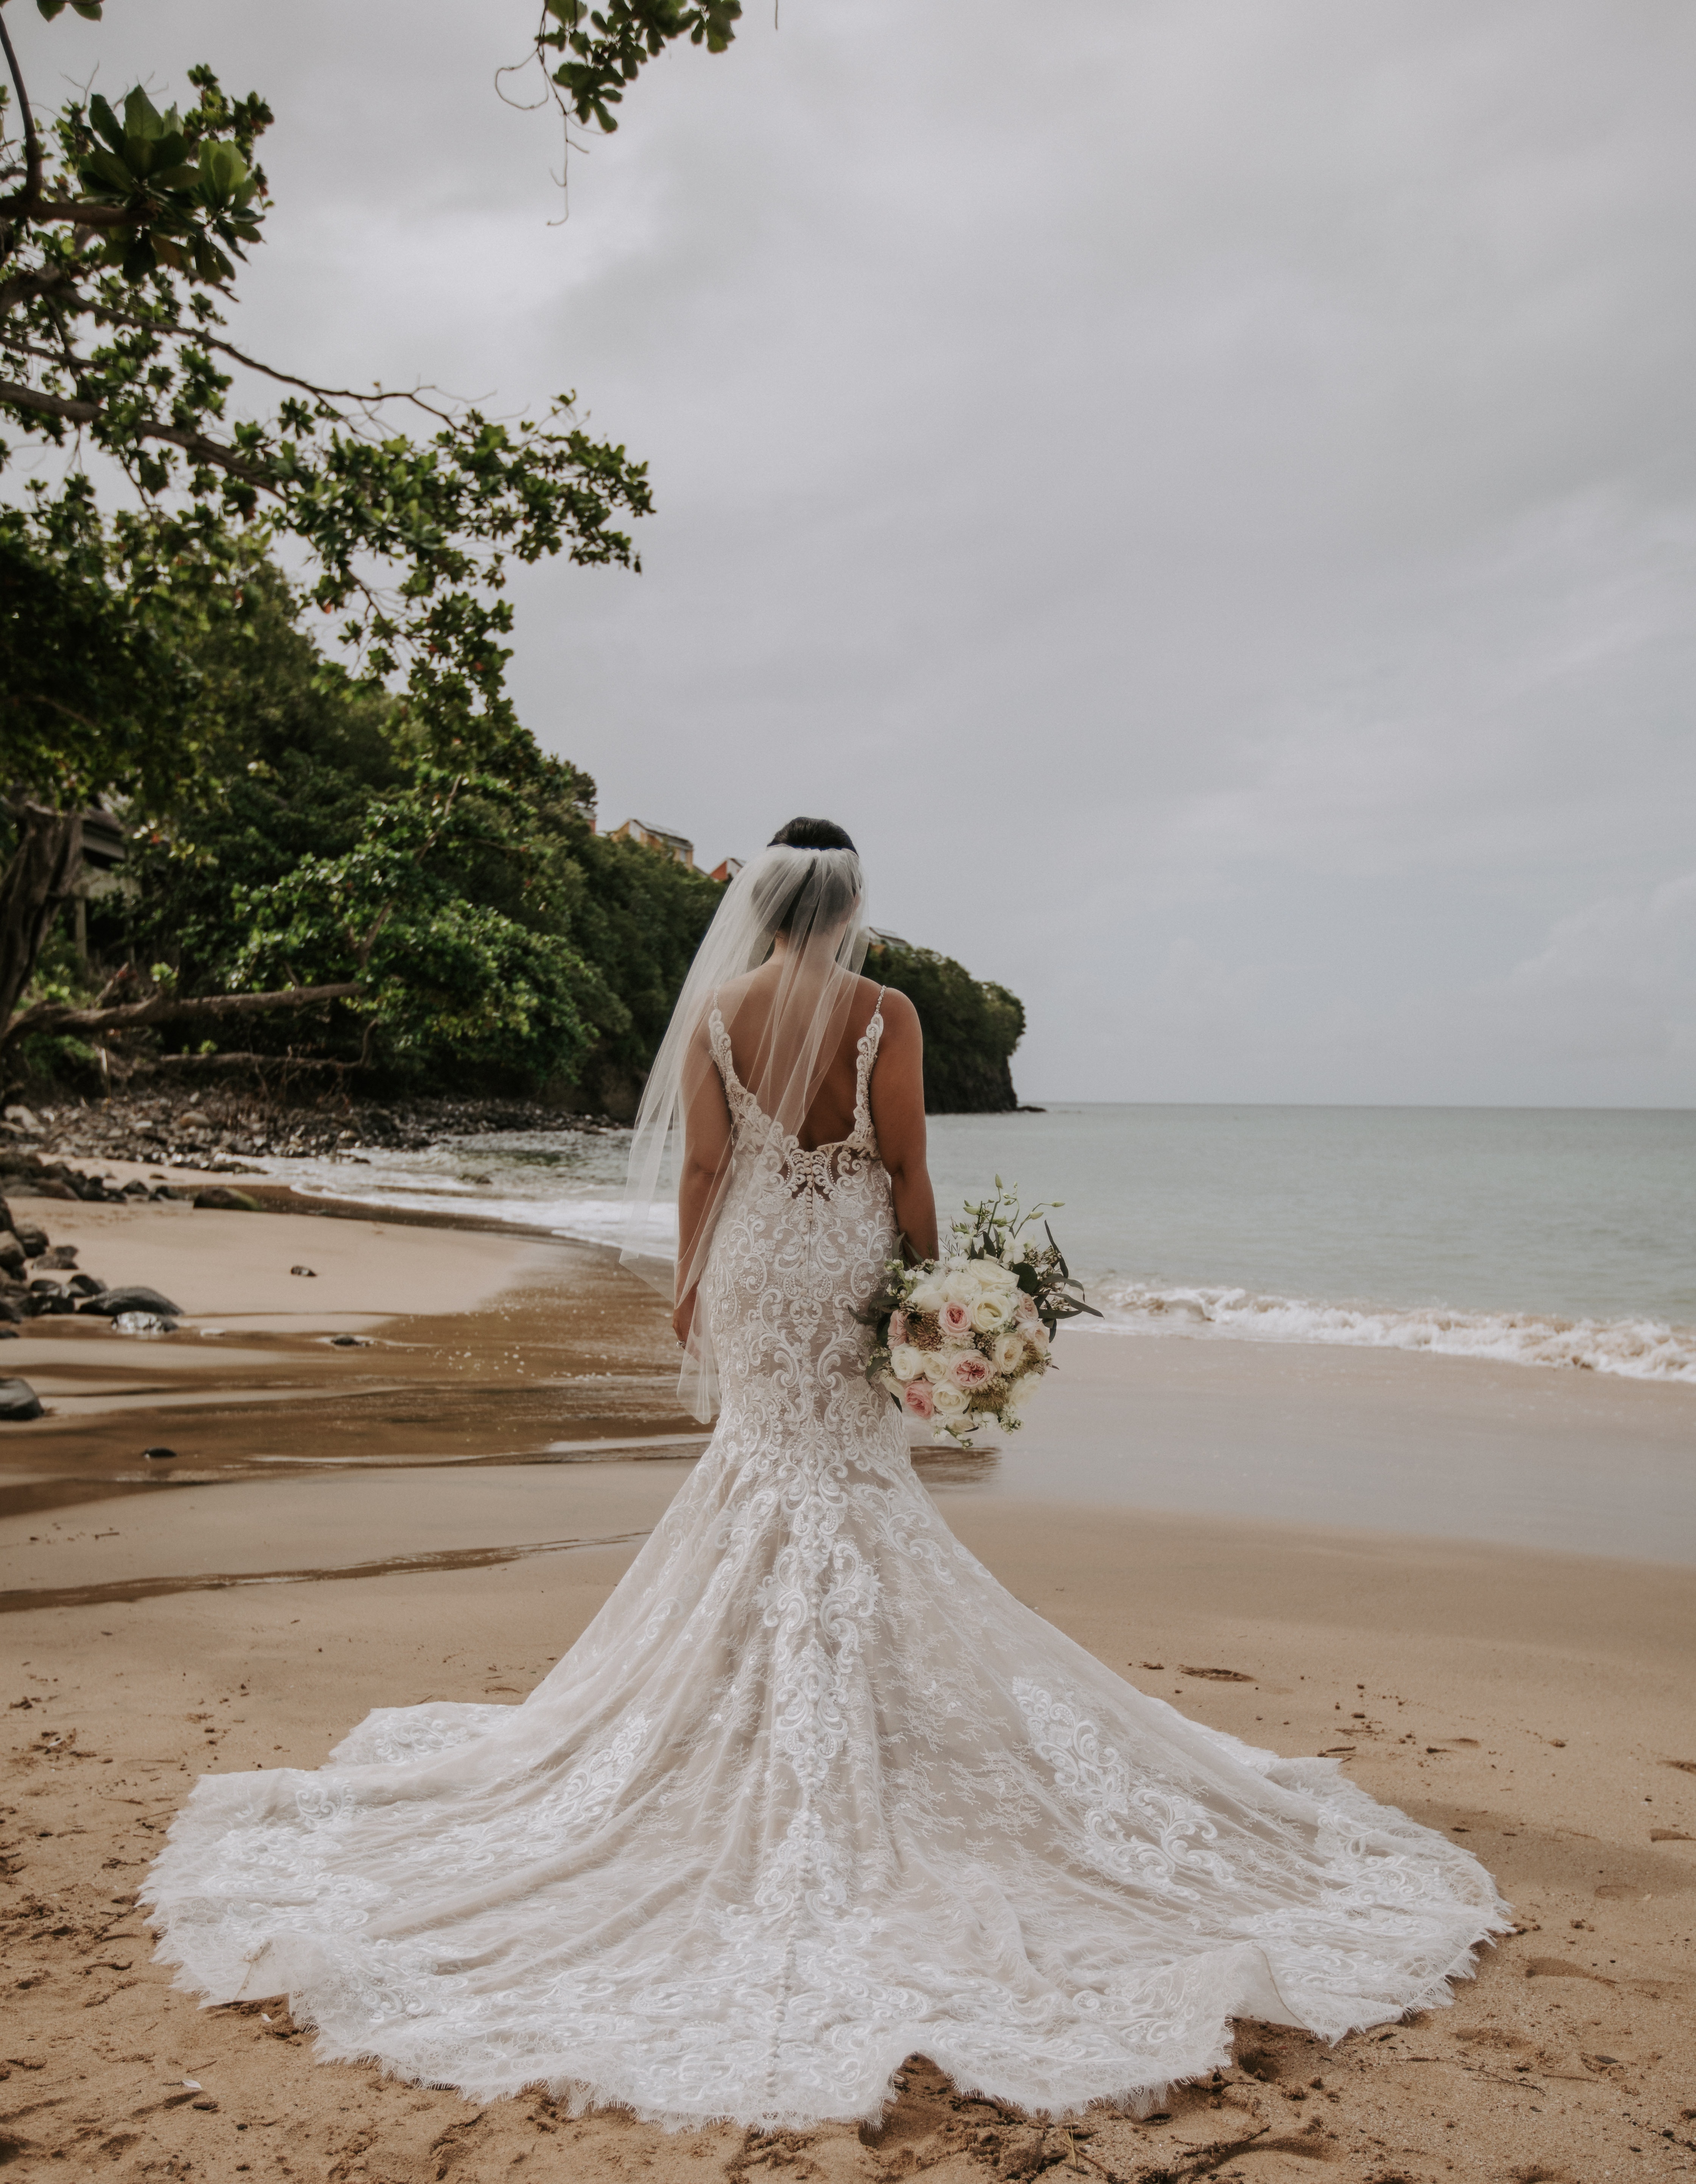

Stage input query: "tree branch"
[
  {"left": 0, "top": 196, "right": 142, "bottom": 229},
  {"left": 0, "top": 6, "right": 42, "bottom": 260},
  {"left": 0, "top": 376, "right": 275, "bottom": 484},
  {"left": 5, "top": 980, "right": 361, "bottom": 1044}
]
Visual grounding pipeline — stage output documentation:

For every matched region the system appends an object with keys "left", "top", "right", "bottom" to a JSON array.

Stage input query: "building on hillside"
[
  {"left": 609, "top": 818, "right": 694, "bottom": 869},
  {"left": 708, "top": 856, "right": 743, "bottom": 884},
  {"left": 72, "top": 806, "right": 133, "bottom": 963}
]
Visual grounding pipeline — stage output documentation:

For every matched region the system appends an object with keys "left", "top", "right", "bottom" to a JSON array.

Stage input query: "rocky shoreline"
[{"left": 0, "top": 1087, "right": 625, "bottom": 1185}]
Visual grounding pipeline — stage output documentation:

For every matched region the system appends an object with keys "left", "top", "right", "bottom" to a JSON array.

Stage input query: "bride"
[{"left": 144, "top": 817, "right": 1507, "bottom": 2129}]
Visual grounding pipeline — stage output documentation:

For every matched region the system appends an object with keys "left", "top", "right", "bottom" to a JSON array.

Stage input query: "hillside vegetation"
[{"left": 11, "top": 576, "right": 1022, "bottom": 1117}]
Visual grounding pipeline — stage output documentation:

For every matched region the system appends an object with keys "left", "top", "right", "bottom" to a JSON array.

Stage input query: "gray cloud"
[{"left": 18, "top": 0, "right": 1696, "bottom": 1100}]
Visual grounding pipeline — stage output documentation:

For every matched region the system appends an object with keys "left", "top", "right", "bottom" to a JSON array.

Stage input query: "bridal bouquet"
[{"left": 865, "top": 1182, "right": 1098, "bottom": 1443}]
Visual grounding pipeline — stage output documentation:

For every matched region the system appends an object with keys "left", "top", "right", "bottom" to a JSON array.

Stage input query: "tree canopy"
[{"left": 0, "top": 6, "right": 655, "bottom": 1049}]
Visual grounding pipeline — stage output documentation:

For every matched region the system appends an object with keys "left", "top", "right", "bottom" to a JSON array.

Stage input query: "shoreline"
[{"left": 3, "top": 1185, "right": 1693, "bottom": 1562}]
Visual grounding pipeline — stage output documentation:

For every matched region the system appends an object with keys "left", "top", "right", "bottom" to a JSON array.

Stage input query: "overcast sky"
[{"left": 19, "top": 0, "right": 1696, "bottom": 1103}]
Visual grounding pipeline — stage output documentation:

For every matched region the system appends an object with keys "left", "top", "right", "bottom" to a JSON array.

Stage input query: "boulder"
[
  {"left": 0, "top": 1232, "right": 24, "bottom": 1276},
  {"left": 36, "top": 1243, "right": 79, "bottom": 1269},
  {"left": 0, "top": 1378, "right": 44, "bottom": 1421},
  {"left": 14, "top": 1221, "right": 48, "bottom": 1257},
  {"left": 26, "top": 1291, "right": 75, "bottom": 1317},
  {"left": 0, "top": 1298, "right": 22, "bottom": 1323},
  {"left": 78, "top": 1284, "right": 186, "bottom": 1319},
  {"left": 192, "top": 1186, "right": 263, "bottom": 1212},
  {"left": 67, "top": 1273, "right": 106, "bottom": 1298}
]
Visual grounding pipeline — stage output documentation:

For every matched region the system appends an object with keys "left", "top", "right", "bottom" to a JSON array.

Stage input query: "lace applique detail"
[
  {"left": 143, "top": 983, "right": 1509, "bottom": 2131},
  {"left": 707, "top": 999, "right": 884, "bottom": 1203}
]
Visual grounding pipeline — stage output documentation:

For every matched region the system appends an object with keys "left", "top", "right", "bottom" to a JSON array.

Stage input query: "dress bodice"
[{"left": 702, "top": 991, "right": 901, "bottom": 1446}]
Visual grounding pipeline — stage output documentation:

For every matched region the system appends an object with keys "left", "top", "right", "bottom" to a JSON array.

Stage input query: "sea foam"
[{"left": 1091, "top": 1278, "right": 1696, "bottom": 1383}]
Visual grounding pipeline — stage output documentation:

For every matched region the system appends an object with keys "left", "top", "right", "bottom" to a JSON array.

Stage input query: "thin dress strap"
[
  {"left": 851, "top": 987, "right": 886, "bottom": 1142},
  {"left": 706, "top": 999, "right": 756, "bottom": 1129}
]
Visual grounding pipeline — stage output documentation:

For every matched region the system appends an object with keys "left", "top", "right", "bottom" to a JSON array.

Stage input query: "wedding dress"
[{"left": 145, "top": 995, "right": 1508, "bottom": 2128}]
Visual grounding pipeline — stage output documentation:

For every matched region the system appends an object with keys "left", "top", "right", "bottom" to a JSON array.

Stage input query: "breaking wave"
[{"left": 1090, "top": 1279, "right": 1696, "bottom": 1384}]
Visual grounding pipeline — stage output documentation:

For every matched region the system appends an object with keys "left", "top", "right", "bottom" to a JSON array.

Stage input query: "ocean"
[{"left": 250, "top": 1103, "right": 1696, "bottom": 1387}]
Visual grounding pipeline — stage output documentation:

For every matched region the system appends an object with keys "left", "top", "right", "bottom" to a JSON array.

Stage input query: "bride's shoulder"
[{"left": 865, "top": 981, "right": 918, "bottom": 1035}]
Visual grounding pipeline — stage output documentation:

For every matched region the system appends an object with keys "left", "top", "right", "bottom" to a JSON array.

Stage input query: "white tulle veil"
[{"left": 620, "top": 838, "right": 869, "bottom": 1419}]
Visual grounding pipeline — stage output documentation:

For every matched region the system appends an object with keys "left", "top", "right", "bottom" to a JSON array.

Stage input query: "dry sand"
[{"left": 3, "top": 1195, "right": 1694, "bottom": 2182}]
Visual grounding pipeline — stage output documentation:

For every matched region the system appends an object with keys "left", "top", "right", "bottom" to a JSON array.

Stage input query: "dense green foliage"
[
  {"left": 74, "top": 571, "right": 724, "bottom": 1104},
  {"left": 868, "top": 941, "right": 1025, "bottom": 1114}
]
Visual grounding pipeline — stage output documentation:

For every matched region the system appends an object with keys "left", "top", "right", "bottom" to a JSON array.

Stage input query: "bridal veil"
[{"left": 620, "top": 834, "right": 871, "bottom": 1419}]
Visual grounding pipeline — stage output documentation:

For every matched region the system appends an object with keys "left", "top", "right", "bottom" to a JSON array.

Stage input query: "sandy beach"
[{"left": 3, "top": 1188, "right": 1693, "bottom": 2181}]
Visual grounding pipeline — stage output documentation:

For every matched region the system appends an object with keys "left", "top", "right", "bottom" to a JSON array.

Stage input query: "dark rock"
[
  {"left": 141, "top": 1445, "right": 178, "bottom": 1460},
  {"left": 78, "top": 1284, "right": 186, "bottom": 1319},
  {"left": 0, "top": 1232, "right": 24, "bottom": 1276},
  {"left": 121, "top": 1179, "right": 150, "bottom": 1199},
  {"left": 0, "top": 1325, "right": 16, "bottom": 1338},
  {"left": 26, "top": 1277, "right": 61, "bottom": 1294},
  {"left": 0, "top": 1379, "right": 44, "bottom": 1421},
  {"left": 14, "top": 1222, "right": 48, "bottom": 1257},
  {"left": 36, "top": 1244, "right": 78, "bottom": 1269},
  {"left": 328, "top": 1333, "right": 368, "bottom": 1347},
  {"left": 25, "top": 1291, "right": 75, "bottom": 1317},
  {"left": 67, "top": 1273, "right": 106, "bottom": 1298},
  {"left": 290, "top": 1265, "right": 317, "bottom": 1278},
  {"left": 30, "top": 1181, "right": 77, "bottom": 1200},
  {"left": 192, "top": 1186, "right": 263, "bottom": 1212},
  {"left": 0, "top": 1298, "right": 21, "bottom": 1323}
]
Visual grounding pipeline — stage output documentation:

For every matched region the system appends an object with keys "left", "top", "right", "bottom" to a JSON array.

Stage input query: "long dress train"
[{"left": 143, "top": 1000, "right": 1508, "bottom": 2128}]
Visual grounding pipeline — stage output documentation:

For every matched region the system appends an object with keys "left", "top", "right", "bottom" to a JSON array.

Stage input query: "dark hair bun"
[{"left": 769, "top": 816, "right": 857, "bottom": 853}]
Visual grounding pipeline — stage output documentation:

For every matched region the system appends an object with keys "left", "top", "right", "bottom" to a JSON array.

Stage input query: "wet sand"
[{"left": 3, "top": 1193, "right": 1695, "bottom": 2181}]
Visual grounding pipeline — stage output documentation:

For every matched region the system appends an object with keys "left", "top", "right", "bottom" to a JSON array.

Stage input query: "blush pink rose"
[
  {"left": 951, "top": 1352, "right": 993, "bottom": 1390},
  {"left": 901, "top": 1379, "right": 935, "bottom": 1419},
  {"left": 889, "top": 1310, "right": 907, "bottom": 1346},
  {"left": 939, "top": 1300, "right": 974, "bottom": 1338}
]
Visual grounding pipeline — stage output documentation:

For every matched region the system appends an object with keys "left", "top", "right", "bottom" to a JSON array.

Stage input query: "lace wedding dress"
[{"left": 145, "top": 998, "right": 1508, "bottom": 2128}]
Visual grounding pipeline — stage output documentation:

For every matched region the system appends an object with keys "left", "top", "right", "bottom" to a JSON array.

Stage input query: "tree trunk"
[
  {"left": 2, "top": 980, "right": 363, "bottom": 1050},
  {"left": 0, "top": 802, "right": 81, "bottom": 1036}
]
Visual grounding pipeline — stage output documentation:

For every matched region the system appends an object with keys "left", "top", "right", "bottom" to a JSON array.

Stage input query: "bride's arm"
[
  {"left": 868, "top": 991, "right": 939, "bottom": 1263},
  {"left": 673, "top": 1025, "right": 732, "bottom": 1345}
]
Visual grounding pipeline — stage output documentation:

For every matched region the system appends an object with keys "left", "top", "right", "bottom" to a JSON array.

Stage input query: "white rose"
[
  {"left": 930, "top": 1380, "right": 968, "bottom": 1418},
  {"left": 989, "top": 1332, "right": 1023, "bottom": 1374},
  {"left": 909, "top": 1281, "right": 944, "bottom": 1315},
  {"left": 942, "top": 1268, "right": 983, "bottom": 1305},
  {"left": 889, "top": 1343, "right": 926, "bottom": 1382},
  {"left": 977, "top": 1257, "right": 1018, "bottom": 1291},
  {"left": 969, "top": 1295, "right": 1008, "bottom": 1333},
  {"left": 923, "top": 1349, "right": 957, "bottom": 1381}
]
